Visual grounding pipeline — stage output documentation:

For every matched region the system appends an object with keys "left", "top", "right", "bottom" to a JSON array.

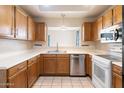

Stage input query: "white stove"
[{"left": 92, "top": 54, "right": 121, "bottom": 88}]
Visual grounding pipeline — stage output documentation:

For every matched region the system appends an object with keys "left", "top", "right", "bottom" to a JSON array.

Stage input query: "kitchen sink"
[{"left": 47, "top": 50, "right": 66, "bottom": 54}]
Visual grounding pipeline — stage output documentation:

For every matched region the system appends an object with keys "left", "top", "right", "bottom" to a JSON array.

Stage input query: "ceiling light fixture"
[{"left": 61, "top": 14, "right": 66, "bottom": 30}]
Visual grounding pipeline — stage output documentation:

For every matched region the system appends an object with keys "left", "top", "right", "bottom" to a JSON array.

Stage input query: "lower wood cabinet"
[
  {"left": 85, "top": 54, "right": 92, "bottom": 78},
  {"left": 27, "top": 57, "right": 38, "bottom": 88},
  {"left": 40, "top": 55, "right": 44, "bottom": 75},
  {"left": 56, "top": 58, "right": 69, "bottom": 75},
  {"left": 43, "top": 58, "right": 56, "bottom": 75},
  {"left": 37, "top": 55, "right": 41, "bottom": 76},
  {"left": 43, "top": 54, "right": 70, "bottom": 75},
  {"left": 112, "top": 64, "right": 122, "bottom": 88},
  {"left": 7, "top": 61, "right": 27, "bottom": 88},
  {"left": 0, "top": 55, "right": 41, "bottom": 88}
]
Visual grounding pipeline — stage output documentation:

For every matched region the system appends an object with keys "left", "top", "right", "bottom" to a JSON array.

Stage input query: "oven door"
[{"left": 92, "top": 59, "right": 112, "bottom": 88}]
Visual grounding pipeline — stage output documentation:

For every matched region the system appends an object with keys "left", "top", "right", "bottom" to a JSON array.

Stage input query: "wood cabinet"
[
  {"left": 92, "top": 21, "right": 98, "bottom": 41},
  {"left": 1, "top": 55, "right": 42, "bottom": 88},
  {"left": 113, "top": 5, "right": 122, "bottom": 25},
  {"left": 27, "top": 17, "right": 35, "bottom": 40},
  {"left": 27, "top": 57, "right": 38, "bottom": 87},
  {"left": 56, "top": 55, "right": 70, "bottom": 75},
  {"left": 82, "top": 22, "right": 99, "bottom": 42},
  {"left": 37, "top": 55, "right": 41, "bottom": 76},
  {"left": 15, "top": 7, "right": 28, "bottom": 40},
  {"left": 103, "top": 10, "right": 113, "bottom": 28},
  {"left": 97, "top": 17, "right": 103, "bottom": 40},
  {"left": 43, "top": 54, "right": 70, "bottom": 75},
  {"left": 85, "top": 54, "right": 92, "bottom": 78},
  {"left": 40, "top": 55, "right": 44, "bottom": 75},
  {"left": 0, "top": 5, "right": 14, "bottom": 38},
  {"left": 82, "top": 22, "right": 92, "bottom": 41},
  {"left": 112, "top": 64, "right": 122, "bottom": 88},
  {"left": 35, "top": 22, "right": 47, "bottom": 41},
  {"left": 43, "top": 57, "right": 56, "bottom": 75},
  {"left": 7, "top": 61, "right": 27, "bottom": 88}
]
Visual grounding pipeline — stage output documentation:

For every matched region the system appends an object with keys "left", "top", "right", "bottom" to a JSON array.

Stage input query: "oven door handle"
[
  {"left": 114, "top": 29, "right": 119, "bottom": 41},
  {"left": 93, "top": 59, "right": 111, "bottom": 69}
]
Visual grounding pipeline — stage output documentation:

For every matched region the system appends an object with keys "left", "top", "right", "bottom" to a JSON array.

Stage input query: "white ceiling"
[{"left": 20, "top": 5, "right": 112, "bottom": 18}]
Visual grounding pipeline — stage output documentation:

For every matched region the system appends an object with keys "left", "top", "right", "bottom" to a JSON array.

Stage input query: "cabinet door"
[
  {"left": 103, "top": 10, "right": 113, "bottom": 28},
  {"left": 15, "top": 7, "right": 28, "bottom": 40},
  {"left": 56, "top": 58, "right": 69, "bottom": 75},
  {"left": 35, "top": 23, "right": 47, "bottom": 41},
  {"left": 43, "top": 58, "right": 56, "bottom": 75},
  {"left": 92, "top": 21, "right": 98, "bottom": 41},
  {"left": 88, "top": 55, "right": 92, "bottom": 78},
  {"left": 28, "top": 17, "right": 35, "bottom": 40},
  {"left": 37, "top": 55, "right": 41, "bottom": 76},
  {"left": 82, "top": 22, "right": 92, "bottom": 41},
  {"left": 0, "top": 5, "right": 14, "bottom": 38},
  {"left": 97, "top": 17, "right": 102, "bottom": 39},
  {"left": 40, "top": 55, "right": 44, "bottom": 75},
  {"left": 8, "top": 67, "right": 27, "bottom": 88},
  {"left": 85, "top": 55, "right": 92, "bottom": 78},
  {"left": 113, "top": 5, "right": 122, "bottom": 25},
  {"left": 28, "top": 58, "right": 37, "bottom": 88},
  {"left": 112, "top": 72, "right": 122, "bottom": 88}
]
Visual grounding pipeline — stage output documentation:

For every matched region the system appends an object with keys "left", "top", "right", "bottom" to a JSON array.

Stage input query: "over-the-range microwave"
[{"left": 100, "top": 24, "right": 122, "bottom": 43}]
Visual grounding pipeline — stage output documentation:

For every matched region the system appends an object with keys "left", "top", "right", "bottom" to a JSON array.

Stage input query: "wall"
[{"left": 0, "top": 39, "right": 34, "bottom": 54}]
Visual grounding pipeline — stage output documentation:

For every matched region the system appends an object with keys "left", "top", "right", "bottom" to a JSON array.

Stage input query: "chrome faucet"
[{"left": 56, "top": 42, "right": 59, "bottom": 52}]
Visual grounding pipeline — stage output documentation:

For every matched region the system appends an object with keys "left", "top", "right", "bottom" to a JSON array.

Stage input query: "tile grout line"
[{"left": 79, "top": 78, "right": 84, "bottom": 88}]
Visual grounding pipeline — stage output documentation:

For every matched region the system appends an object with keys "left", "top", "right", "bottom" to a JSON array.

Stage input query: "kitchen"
[{"left": 0, "top": 5, "right": 122, "bottom": 88}]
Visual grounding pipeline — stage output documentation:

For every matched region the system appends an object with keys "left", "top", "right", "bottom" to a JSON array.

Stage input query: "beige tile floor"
[{"left": 32, "top": 76, "right": 95, "bottom": 88}]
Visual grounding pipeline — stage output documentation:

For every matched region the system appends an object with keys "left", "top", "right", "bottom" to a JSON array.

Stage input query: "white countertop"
[
  {"left": 0, "top": 48, "right": 121, "bottom": 69},
  {"left": 112, "top": 62, "right": 122, "bottom": 67}
]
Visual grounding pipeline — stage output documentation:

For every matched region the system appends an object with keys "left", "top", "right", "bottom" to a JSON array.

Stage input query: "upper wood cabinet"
[
  {"left": 113, "top": 5, "right": 122, "bottom": 25},
  {"left": 15, "top": 7, "right": 28, "bottom": 40},
  {"left": 27, "top": 17, "right": 35, "bottom": 41},
  {"left": 0, "top": 5, "right": 14, "bottom": 38},
  {"left": 92, "top": 21, "right": 98, "bottom": 41},
  {"left": 97, "top": 17, "right": 103, "bottom": 40},
  {"left": 35, "top": 22, "right": 47, "bottom": 41},
  {"left": 81, "top": 22, "right": 92, "bottom": 41},
  {"left": 103, "top": 10, "right": 113, "bottom": 28}
]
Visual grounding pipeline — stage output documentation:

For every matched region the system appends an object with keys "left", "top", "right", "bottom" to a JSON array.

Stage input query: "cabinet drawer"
[
  {"left": 8, "top": 61, "right": 27, "bottom": 77},
  {"left": 112, "top": 64, "right": 122, "bottom": 75},
  {"left": 43, "top": 54, "right": 56, "bottom": 58},
  {"left": 57, "top": 54, "right": 69, "bottom": 58},
  {"left": 28, "top": 57, "right": 37, "bottom": 65}
]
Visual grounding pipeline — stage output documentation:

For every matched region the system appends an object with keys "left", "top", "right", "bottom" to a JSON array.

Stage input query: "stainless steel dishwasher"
[{"left": 70, "top": 54, "right": 85, "bottom": 76}]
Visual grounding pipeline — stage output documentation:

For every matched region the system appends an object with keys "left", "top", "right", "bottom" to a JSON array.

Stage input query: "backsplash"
[
  {"left": 0, "top": 39, "right": 34, "bottom": 54},
  {"left": 95, "top": 41, "right": 122, "bottom": 53}
]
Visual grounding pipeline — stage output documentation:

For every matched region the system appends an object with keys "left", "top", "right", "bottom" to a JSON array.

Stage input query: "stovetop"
[{"left": 96, "top": 55, "right": 122, "bottom": 62}]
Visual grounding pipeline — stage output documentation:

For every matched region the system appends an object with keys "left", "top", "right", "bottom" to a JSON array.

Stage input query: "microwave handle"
[{"left": 114, "top": 29, "right": 119, "bottom": 41}]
